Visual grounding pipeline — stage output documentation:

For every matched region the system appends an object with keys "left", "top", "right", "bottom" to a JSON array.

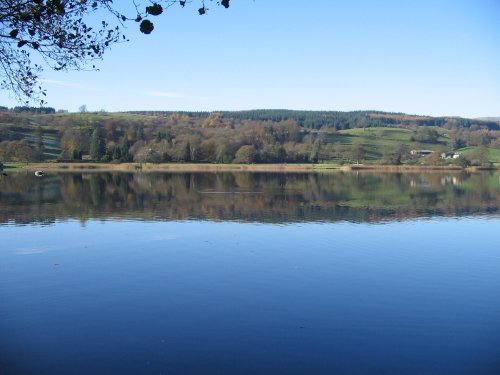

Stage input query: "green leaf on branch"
[
  {"left": 198, "top": 7, "right": 206, "bottom": 15},
  {"left": 221, "top": 0, "right": 230, "bottom": 8}
]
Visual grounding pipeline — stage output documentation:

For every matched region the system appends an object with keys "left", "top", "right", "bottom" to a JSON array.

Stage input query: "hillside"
[{"left": 0, "top": 109, "right": 499, "bottom": 166}]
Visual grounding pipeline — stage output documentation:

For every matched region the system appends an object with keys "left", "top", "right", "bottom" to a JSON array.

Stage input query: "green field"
[
  {"left": 319, "top": 127, "right": 451, "bottom": 162},
  {"left": 458, "top": 146, "right": 500, "bottom": 166}
]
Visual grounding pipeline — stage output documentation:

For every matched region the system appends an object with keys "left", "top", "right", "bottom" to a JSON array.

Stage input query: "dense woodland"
[{"left": 0, "top": 108, "right": 499, "bottom": 166}]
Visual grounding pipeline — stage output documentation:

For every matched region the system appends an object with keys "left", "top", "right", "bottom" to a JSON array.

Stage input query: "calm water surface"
[{"left": 1, "top": 171, "right": 499, "bottom": 374}]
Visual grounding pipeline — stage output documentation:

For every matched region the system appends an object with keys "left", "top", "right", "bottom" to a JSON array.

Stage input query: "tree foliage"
[
  {"left": 234, "top": 144, "right": 256, "bottom": 164},
  {"left": 0, "top": 139, "right": 36, "bottom": 162},
  {"left": 0, "top": 0, "right": 230, "bottom": 103},
  {"left": 90, "top": 125, "right": 105, "bottom": 160}
]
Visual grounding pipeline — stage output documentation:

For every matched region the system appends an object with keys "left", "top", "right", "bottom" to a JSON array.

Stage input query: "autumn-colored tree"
[
  {"left": 234, "top": 145, "right": 256, "bottom": 164},
  {"left": 0, "top": 140, "right": 36, "bottom": 162}
]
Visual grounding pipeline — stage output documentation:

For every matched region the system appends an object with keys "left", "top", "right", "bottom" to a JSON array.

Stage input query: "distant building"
[
  {"left": 440, "top": 152, "right": 462, "bottom": 159},
  {"left": 410, "top": 149, "right": 433, "bottom": 156}
]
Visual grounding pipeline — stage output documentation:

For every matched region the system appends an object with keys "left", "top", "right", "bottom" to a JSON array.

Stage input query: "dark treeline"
[
  {"left": 10, "top": 106, "right": 56, "bottom": 114},
  {"left": 129, "top": 110, "right": 500, "bottom": 131},
  {"left": 1, "top": 171, "right": 498, "bottom": 225}
]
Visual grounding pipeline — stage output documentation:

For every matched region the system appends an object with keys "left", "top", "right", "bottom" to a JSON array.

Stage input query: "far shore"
[{"left": 3, "top": 162, "right": 497, "bottom": 173}]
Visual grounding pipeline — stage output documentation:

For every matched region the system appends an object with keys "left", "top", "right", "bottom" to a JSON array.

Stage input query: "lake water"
[{"left": 1, "top": 171, "right": 499, "bottom": 375}]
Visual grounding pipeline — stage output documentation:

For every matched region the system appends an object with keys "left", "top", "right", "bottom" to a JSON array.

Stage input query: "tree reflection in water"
[{"left": 0, "top": 171, "right": 499, "bottom": 225}]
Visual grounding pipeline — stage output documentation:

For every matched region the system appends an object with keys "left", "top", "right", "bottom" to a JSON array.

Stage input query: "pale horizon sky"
[{"left": 1, "top": 0, "right": 499, "bottom": 118}]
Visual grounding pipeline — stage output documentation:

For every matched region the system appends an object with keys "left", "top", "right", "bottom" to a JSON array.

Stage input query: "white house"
[{"left": 440, "top": 152, "right": 462, "bottom": 159}]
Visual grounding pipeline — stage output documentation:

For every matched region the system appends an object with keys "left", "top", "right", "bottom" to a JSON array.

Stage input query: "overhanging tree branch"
[{"left": 0, "top": 0, "right": 230, "bottom": 105}]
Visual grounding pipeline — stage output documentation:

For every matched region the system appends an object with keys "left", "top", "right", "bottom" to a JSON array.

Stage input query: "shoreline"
[
  {"left": 13, "top": 162, "right": 339, "bottom": 173},
  {"left": 4, "top": 162, "right": 497, "bottom": 173}
]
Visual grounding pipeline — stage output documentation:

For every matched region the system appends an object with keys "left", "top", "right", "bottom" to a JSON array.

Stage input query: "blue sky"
[{"left": 1, "top": 0, "right": 499, "bottom": 117}]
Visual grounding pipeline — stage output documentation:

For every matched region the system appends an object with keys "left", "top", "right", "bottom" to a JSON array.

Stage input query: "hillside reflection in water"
[{"left": 1, "top": 171, "right": 499, "bottom": 225}]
